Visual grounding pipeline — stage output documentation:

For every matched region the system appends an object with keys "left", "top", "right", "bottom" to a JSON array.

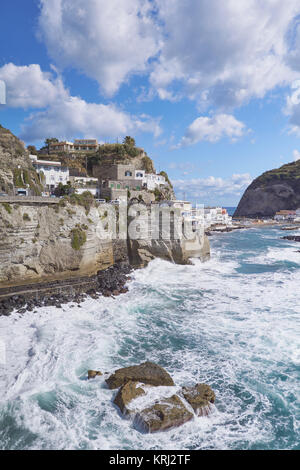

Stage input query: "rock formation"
[
  {"left": 0, "top": 126, "right": 209, "bottom": 296},
  {"left": 113, "top": 381, "right": 146, "bottom": 415},
  {"left": 106, "top": 361, "right": 175, "bottom": 389},
  {"left": 100, "top": 362, "right": 216, "bottom": 433},
  {"left": 134, "top": 395, "right": 194, "bottom": 433},
  {"left": 181, "top": 383, "right": 215, "bottom": 416},
  {"left": 0, "top": 125, "right": 43, "bottom": 195},
  {"left": 88, "top": 370, "right": 103, "bottom": 379},
  {"left": 234, "top": 160, "right": 300, "bottom": 218}
]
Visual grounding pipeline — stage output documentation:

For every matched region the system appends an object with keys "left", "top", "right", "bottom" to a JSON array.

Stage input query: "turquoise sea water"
[{"left": 0, "top": 226, "right": 299, "bottom": 450}]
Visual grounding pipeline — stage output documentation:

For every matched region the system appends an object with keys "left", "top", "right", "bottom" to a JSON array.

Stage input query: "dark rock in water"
[
  {"left": 134, "top": 395, "right": 193, "bottom": 433},
  {"left": 234, "top": 160, "right": 300, "bottom": 218},
  {"left": 106, "top": 361, "right": 175, "bottom": 389},
  {"left": 114, "top": 381, "right": 146, "bottom": 415},
  {"left": 181, "top": 383, "right": 215, "bottom": 416},
  {"left": 281, "top": 236, "right": 300, "bottom": 242},
  {"left": 88, "top": 370, "right": 103, "bottom": 380}
]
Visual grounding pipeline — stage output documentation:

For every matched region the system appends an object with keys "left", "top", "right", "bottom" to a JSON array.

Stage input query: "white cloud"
[
  {"left": 0, "top": 63, "right": 67, "bottom": 108},
  {"left": 38, "top": 0, "right": 160, "bottom": 96},
  {"left": 152, "top": 0, "right": 300, "bottom": 108},
  {"left": 293, "top": 149, "right": 300, "bottom": 161},
  {"left": 285, "top": 81, "right": 300, "bottom": 136},
  {"left": 0, "top": 63, "right": 161, "bottom": 142},
  {"left": 37, "top": 1, "right": 300, "bottom": 109},
  {"left": 176, "top": 114, "right": 247, "bottom": 147},
  {"left": 20, "top": 97, "right": 161, "bottom": 142},
  {"left": 173, "top": 173, "right": 252, "bottom": 203}
]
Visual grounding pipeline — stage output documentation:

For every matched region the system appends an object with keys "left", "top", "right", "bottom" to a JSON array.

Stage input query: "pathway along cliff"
[{"left": 234, "top": 159, "right": 300, "bottom": 218}]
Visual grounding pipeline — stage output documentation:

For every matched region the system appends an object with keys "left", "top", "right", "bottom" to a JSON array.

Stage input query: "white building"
[
  {"left": 30, "top": 155, "right": 69, "bottom": 190},
  {"left": 75, "top": 187, "right": 98, "bottom": 197},
  {"left": 143, "top": 173, "right": 166, "bottom": 190},
  {"left": 274, "top": 210, "right": 297, "bottom": 221},
  {"left": 160, "top": 200, "right": 192, "bottom": 211},
  {"left": 73, "top": 139, "right": 99, "bottom": 152}
]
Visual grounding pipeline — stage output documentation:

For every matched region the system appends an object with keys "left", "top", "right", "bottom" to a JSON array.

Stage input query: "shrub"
[
  {"left": 2, "top": 203, "right": 12, "bottom": 214},
  {"left": 70, "top": 227, "right": 87, "bottom": 251},
  {"left": 23, "top": 213, "right": 31, "bottom": 221}
]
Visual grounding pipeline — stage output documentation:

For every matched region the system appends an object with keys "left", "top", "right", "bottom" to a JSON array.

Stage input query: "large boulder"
[
  {"left": 88, "top": 370, "right": 103, "bottom": 380},
  {"left": 181, "top": 383, "right": 215, "bottom": 416},
  {"left": 134, "top": 395, "right": 193, "bottom": 433},
  {"left": 114, "top": 381, "right": 146, "bottom": 415},
  {"left": 106, "top": 362, "right": 175, "bottom": 389}
]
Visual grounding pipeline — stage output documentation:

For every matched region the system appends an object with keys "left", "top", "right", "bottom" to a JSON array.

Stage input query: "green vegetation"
[
  {"left": 141, "top": 155, "right": 154, "bottom": 173},
  {"left": 159, "top": 171, "right": 173, "bottom": 189},
  {"left": 2, "top": 202, "right": 12, "bottom": 214},
  {"left": 123, "top": 136, "right": 136, "bottom": 147},
  {"left": 23, "top": 213, "right": 31, "bottom": 221},
  {"left": 13, "top": 168, "right": 43, "bottom": 195},
  {"left": 27, "top": 145, "right": 38, "bottom": 155},
  {"left": 13, "top": 168, "right": 25, "bottom": 188},
  {"left": 252, "top": 160, "right": 300, "bottom": 189},
  {"left": 68, "top": 191, "right": 95, "bottom": 214},
  {"left": 45, "top": 138, "right": 59, "bottom": 154},
  {"left": 154, "top": 188, "right": 163, "bottom": 201},
  {"left": 54, "top": 182, "right": 73, "bottom": 197},
  {"left": 70, "top": 227, "right": 87, "bottom": 251}
]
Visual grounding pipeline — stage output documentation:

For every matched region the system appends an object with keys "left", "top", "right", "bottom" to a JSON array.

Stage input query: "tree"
[
  {"left": 27, "top": 145, "right": 38, "bottom": 155},
  {"left": 54, "top": 182, "right": 73, "bottom": 197},
  {"left": 45, "top": 138, "right": 59, "bottom": 154},
  {"left": 123, "top": 136, "right": 135, "bottom": 147}
]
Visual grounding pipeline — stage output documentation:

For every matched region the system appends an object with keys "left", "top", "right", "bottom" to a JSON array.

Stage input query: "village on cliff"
[{"left": 0, "top": 134, "right": 236, "bottom": 232}]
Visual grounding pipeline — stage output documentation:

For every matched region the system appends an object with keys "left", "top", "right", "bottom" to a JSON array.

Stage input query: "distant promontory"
[{"left": 234, "top": 160, "right": 300, "bottom": 218}]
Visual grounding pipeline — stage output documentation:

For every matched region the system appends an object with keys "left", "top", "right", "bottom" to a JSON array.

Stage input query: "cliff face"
[
  {"left": 128, "top": 233, "right": 210, "bottom": 268},
  {"left": 0, "top": 128, "right": 209, "bottom": 289},
  {"left": 0, "top": 199, "right": 210, "bottom": 287},
  {"left": 0, "top": 201, "right": 118, "bottom": 286},
  {"left": 0, "top": 125, "right": 43, "bottom": 195},
  {"left": 234, "top": 160, "right": 300, "bottom": 218}
]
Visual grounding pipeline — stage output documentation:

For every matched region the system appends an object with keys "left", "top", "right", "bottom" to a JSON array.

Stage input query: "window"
[{"left": 125, "top": 171, "right": 132, "bottom": 177}]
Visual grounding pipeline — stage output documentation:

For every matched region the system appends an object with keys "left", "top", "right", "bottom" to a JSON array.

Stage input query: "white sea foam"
[{"left": 0, "top": 228, "right": 299, "bottom": 449}]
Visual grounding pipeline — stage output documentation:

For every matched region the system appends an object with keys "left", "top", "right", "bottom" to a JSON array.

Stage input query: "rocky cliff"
[
  {"left": 234, "top": 160, "right": 300, "bottom": 218},
  {"left": 0, "top": 127, "right": 209, "bottom": 290},
  {"left": 0, "top": 125, "right": 43, "bottom": 195},
  {"left": 0, "top": 199, "right": 116, "bottom": 286}
]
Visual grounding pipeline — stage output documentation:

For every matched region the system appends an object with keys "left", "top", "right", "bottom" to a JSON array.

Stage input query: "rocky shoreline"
[
  {"left": 281, "top": 235, "right": 300, "bottom": 242},
  {"left": 88, "top": 362, "right": 216, "bottom": 433},
  {"left": 0, "top": 263, "right": 132, "bottom": 317}
]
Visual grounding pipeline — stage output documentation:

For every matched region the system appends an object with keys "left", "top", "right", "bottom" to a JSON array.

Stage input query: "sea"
[{"left": 0, "top": 225, "right": 299, "bottom": 450}]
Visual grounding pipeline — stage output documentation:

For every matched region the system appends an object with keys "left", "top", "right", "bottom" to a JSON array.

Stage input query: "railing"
[{"left": 0, "top": 196, "right": 59, "bottom": 204}]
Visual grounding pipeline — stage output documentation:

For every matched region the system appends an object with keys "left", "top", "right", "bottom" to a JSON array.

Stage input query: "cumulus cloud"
[
  {"left": 0, "top": 63, "right": 67, "bottom": 108},
  {"left": 0, "top": 63, "right": 161, "bottom": 142},
  {"left": 173, "top": 173, "right": 252, "bottom": 203},
  {"left": 176, "top": 114, "right": 247, "bottom": 147},
  {"left": 293, "top": 149, "right": 300, "bottom": 161},
  {"left": 36, "top": 0, "right": 300, "bottom": 109},
  {"left": 20, "top": 97, "right": 161, "bottom": 142},
  {"left": 152, "top": 0, "right": 300, "bottom": 108},
  {"left": 38, "top": 0, "right": 160, "bottom": 96},
  {"left": 285, "top": 80, "right": 300, "bottom": 136}
]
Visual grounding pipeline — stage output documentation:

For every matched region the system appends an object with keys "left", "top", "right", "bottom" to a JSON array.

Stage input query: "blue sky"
[{"left": 1, "top": 0, "right": 300, "bottom": 205}]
